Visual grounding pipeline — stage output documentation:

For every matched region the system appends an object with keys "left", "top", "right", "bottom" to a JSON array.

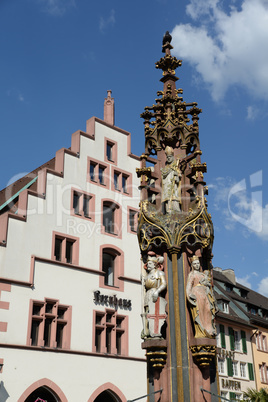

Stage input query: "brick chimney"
[{"left": 104, "top": 90, "right": 114, "bottom": 126}]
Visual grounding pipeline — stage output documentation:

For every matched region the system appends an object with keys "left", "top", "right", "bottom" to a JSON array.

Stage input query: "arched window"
[
  {"left": 102, "top": 200, "right": 122, "bottom": 238},
  {"left": 99, "top": 246, "right": 124, "bottom": 291},
  {"left": 103, "top": 251, "right": 115, "bottom": 286},
  {"left": 18, "top": 379, "right": 67, "bottom": 402},
  {"left": 94, "top": 390, "right": 120, "bottom": 401},
  {"left": 88, "top": 382, "right": 127, "bottom": 402},
  {"left": 25, "top": 387, "right": 58, "bottom": 402}
]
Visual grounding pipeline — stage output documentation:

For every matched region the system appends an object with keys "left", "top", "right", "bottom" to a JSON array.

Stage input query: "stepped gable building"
[
  {"left": 213, "top": 267, "right": 268, "bottom": 399},
  {"left": 0, "top": 91, "right": 147, "bottom": 402}
]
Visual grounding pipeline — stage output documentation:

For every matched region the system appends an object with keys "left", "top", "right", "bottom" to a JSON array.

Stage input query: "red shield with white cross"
[{"left": 147, "top": 297, "right": 167, "bottom": 337}]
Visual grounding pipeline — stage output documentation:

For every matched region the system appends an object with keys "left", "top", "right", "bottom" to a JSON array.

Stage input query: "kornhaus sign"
[{"left": 93, "top": 290, "right": 131, "bottom": 309}]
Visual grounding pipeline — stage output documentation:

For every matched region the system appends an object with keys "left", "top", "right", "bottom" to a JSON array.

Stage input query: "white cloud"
[
  {"left": 255, "top": 204, "right": 268, "bottom": 241},
  {"left": 99, "top": 10, "right": 115, "bottom": 33},
  {"left": 257, "top": 276, "right": 268, "bottom": 296},
  {"left": 209, "top": 172, "right": 268, "bottom": 237},
  {"left": 208, "top": 176, "right": 237, "bottom": 230},
  {"left": 39, "top": 0, "right": 75, "bottom": 16},
  {"left": 236, "top": 275, "right": 251, "bottom": 288},
  {"left": 7, "top": 88, "right": 26, "bottom": 103},
  {"left": 171, "top": 0, "right": 268, "bottom": 101},
  {"left": 18, "top": 93, "right": 25, "bottom": 102}
]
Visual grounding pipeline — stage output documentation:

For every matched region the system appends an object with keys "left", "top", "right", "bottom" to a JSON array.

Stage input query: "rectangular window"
[
  {"left": 233, "top": 361, "right": 239, "bottom": 377},
  {"left": 114, "top": 172, "right": 120, "bottom": 190},
  {"left": 65, "top": 240, "right": 73, "bottom": 264},
  {"left": 240, "top": 362, "right": 247, "bottom": 378},
  {"left": 260, "top": 364, "right": 265, "bottom": 382},
  {"left": 263, "top": 335, "right": 267, "bottom": 351},
  {"left": 104, "top": 138, "right": 117, "bottom": 165},
  {"left": 129, "top": 209, "right": 138, "bottom": 233},
  {"left": 122, "top": 174, "right": 128, "bottom": 193},
  {"left": 241, "top": 330, "right": 247, "bottom": 353},
  {"left": 90, "top": 162, "right": 96, "bottom": 181},
  {"left": 111, "top": 167, "right": 132, "bottom": 195},
  {"left": 218, "top": 358, "right": 225, "bottom": 374},
  {"left": 52, "top": 232, "right": 79, "bottom": 265},
  {"left": 73, "top": 191, "right": 80, "bottom": 214},
  {"left": 29, "top": 299, "right": 70, "bottom": 349},
  {"left": 30, "top": 320, "right": 40, "bottom": 346},
  {"left": 234, "top": 330, "right": 241, "bottom": 352},
  {"left": 54, "top": 237, "right": 74, "bottom": 263},
  {"left": 106, "top": 142, "right": 113, "bottom": 161},
  {"left": 257, "top": 332, "right": 261, "bottom": 349},
  {"left": 99, "top": 166, "right": 105, "bottom": 185},
  {"left": 88, "top": 158, "right": 109, "bottom": 188},
  {"left": 259, "top": 363, "right": 268, "bottom": 383},
  {"left": 56, "top": 322, "right": 65, "bottom": 349},
  {"left": 94, "top": 310, "right": 127, "bottom": 355},
  {"left": 54, "top": 238, "right": 62, "bottom": 261},
  {"left": 71, "top": 189, "right": 94, "bottom": 219},
  {"left": 83, "top": 195, "right": 90, "bottom": 217}
]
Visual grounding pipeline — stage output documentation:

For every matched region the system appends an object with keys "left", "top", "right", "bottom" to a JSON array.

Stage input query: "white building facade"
[{"left": 0, "top": 92, "right": 146, "bottom": 402}]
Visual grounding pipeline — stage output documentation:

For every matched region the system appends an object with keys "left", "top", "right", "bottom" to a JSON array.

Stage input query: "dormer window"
[
  {"left": 248, "top": 305, "right": 257, "bottom": 315},
  {"left": 240, "top": 289, "right": 248, "bottom": 298},
  {"left": 222, "top": 302, "right": 229, "bottom": 314},
  {"left": 225, "top": 284, "right": 233, "bottom": 292}
]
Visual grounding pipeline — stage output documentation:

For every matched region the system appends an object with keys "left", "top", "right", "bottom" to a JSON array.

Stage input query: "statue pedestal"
[
  {"left": 142, "top": 339, "right": 167, "bottom": 369},
  {"left": 189, "top": 338, "right": 217, "bottom": 402},
  {"left": 190, "top": 337, "right": 217, "bottom": 368},
  {"left": 142, "top": 339, "right": 168, "bottom": 401}
]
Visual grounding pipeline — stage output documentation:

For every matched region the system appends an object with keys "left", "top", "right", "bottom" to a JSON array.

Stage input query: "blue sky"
[{"left": 1, "top": 0, "right": 268, "bottom": 295}]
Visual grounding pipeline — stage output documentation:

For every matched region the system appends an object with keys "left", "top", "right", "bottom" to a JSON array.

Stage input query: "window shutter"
[
  {"left": 229, "top": 392, "right": 236, "bottom": 401},
  {"left": 248, "top": 363, "right": 254, "bottom": 381},
  {"left": 229, "top": 327, "right": 235, "bottom": 351},
  {"left": 227, "top": 357, "right": 233, "bottom": 376},
  {"left": 220, "top": 324, "right": 226, "bottom": 348},
  {"left": 241, "top": 330, "right": 247, "bottom": 353}
]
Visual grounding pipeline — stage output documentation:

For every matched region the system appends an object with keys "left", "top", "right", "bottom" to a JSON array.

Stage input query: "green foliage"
[{"left": 243, "top": 387, "right": 268, "bottom": 401}]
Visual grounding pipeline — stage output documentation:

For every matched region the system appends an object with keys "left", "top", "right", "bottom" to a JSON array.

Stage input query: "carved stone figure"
[
  {"left": 186, "top": 256, "right": 218, "bottom": 338},
  {"left": 141, "top": 254, "right": 167, "bottom": 339},
  {"left": 161, "top": 146, "right": 182, "bottom": 214}
]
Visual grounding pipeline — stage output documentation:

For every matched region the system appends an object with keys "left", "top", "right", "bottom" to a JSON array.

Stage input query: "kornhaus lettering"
[{"left": 93, "top": 290, "right": 131, "bottom": 308}]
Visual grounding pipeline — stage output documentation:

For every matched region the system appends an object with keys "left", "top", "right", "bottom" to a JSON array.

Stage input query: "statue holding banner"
[
  {"left": 161, "top": 146, "right": 182, "bottom": 214},
  {"left": 141, "top": 254, "right": 167, "bottom": 339}
]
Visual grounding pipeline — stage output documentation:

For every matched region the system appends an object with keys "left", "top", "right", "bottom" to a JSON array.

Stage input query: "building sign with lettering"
[
  {"left": 93, "top": 290, "right": 131, "bottom": 309},
  {"left": 217, "top": 348, "right": 235, "bottom": 360},
  {"left": 221, "top": 379, "right": 241, "bottom": 390}
]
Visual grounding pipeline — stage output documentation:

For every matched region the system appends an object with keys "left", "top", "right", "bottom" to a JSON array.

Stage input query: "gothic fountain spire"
[{"left": 137, "top": 32, "right": 218, "bottom": 402}]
